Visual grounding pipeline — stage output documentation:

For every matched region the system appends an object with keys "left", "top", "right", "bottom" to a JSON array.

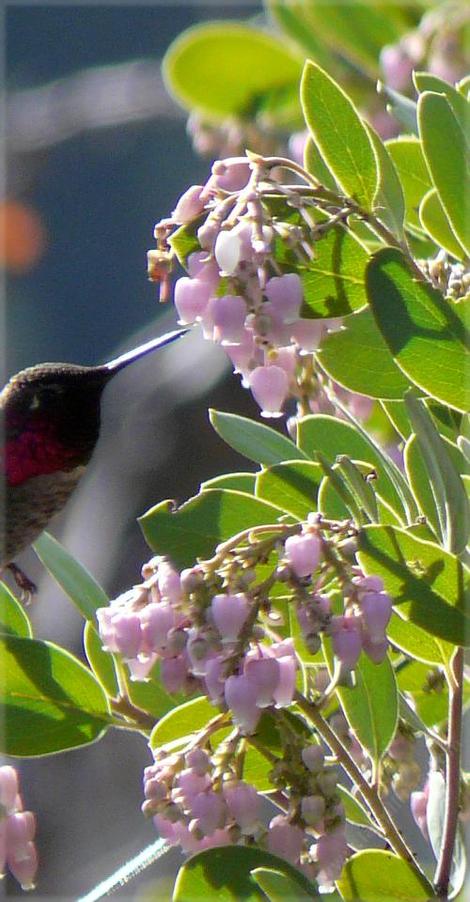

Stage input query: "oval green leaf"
[
  {"left": 140, "top": 488, "right": 287, "bottom": 569},
  {"left": 418, "top": 91, "right": 470, "bottom": 256},
  {"left": 319, "top": 309, "right": 410, "bottom": 399},
  {"left": 209, "top": 409, "right": 307, "bottom": 466},
  {"left": 202, "top": 472, "right": 256, "bottom": 494},
  {"left": 337, "top": 850, "right": 432, "bottom": 900},
  {"left": 419, "top": 188, "right": 466, "bottom": 260},
  {"left": 163, "top": 23, "right": 302, "bottom": 122},
  {"left": 256, "top": 461, "right": 322, "bottom": 519},
  {"left": 367, "top": 124, "right": 405, "bottom": 240},
  {"left": 386, "top": 138, "right": 432, "bottom": 235},
  {"left": 0, "top": 634, "right": 110, "bottom": 756},
  {"left": 83, "top": 621, "right": 118, "bottom": 697},
  {"left": 357, "top": 524, "right": 470, "bottom": 646},
  {"left": 301, "top": 61, "right": 378, "bottom": 210},
  {"left": 0, "top": 582, "right": 32, "bottom": 638},
  {"left": 33, "top": 531, "right": 109, "bottom": 621},
  {"left": 150, "top": 696, "right": 217, "bottom": 751},
  {"left": 173, "top": 845, "right": 315, "bottom": 901},
  {"left": 300, "top": 226, "right": 370, "bottom": 318},
  {"left": 367, "top": 248, "right": 470, "bottom": 413}
]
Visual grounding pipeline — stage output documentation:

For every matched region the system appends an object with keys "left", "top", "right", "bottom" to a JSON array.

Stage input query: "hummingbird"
[{"left": 0, "top": 328, "right": 187, "bottom": 592}]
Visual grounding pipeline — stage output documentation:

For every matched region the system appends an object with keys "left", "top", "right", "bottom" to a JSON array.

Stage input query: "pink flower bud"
[
  {"left": 174, "top": 769, "right": 211, "bottom": 807},
  {"left": 197, "top": 218, "right": 220, "bottom": 252},
  {"left": 225, "top": 674, "right": 262, "bottom": 734},
  {"left": 211, "top": 294, "right": 247, "bottom": 344},
  {"left": 362, "top": 635, "right": 388, "bottom": 663},
  {"left": 380, "top": 44, "right": 414, "bottom": 91},
  {"left": 224, "top": 328, "right": 259, "bottom": 380},
  {"left": 288, "top": 131, "right": 308, "bottom": 166},
  {"left": 0, "top": 767, "right": 19, "bottom": 816},
  {"left": 312, "top": 828, "right": 348, "bottom": 885},
  {"left": 273, "top": 652, "right": 297, "bottom": 706},
  {"left": 353, "top": 575, "right": 384, "bottom": 595},
  {"left": 186, "top": 749, "right": 211, "bottom": 776},
  {"left": 360, "top": 592, "right": 392, "bottom": 643},
  {"left": 211, "top": 592, "right": 250, "bottom": 642},
  {"left": 174, "top": 276, "right": 212, "bottom": 324},
  {"left": 267, "top": 815, "right": 304, "bottom": 864},
  {"left": 268, "top": 346, "right": 297, "bottom": 378},
  {"left": 140, "top": 603, "right": 176, "bottom": 656},
  {"left": 223, "top": 781, "right": 262, "bottom": 834},
  {"left": 248, "top": 365, "right": 289, "bottom": 418},
  {"left": 301, "top": 795, "right": 326, "bottom": 826},
  {"left": 204, "top": 655, "right": 225, "bottom": 704},
  {"left": 172, "top": 185, "right": 206, "bottom": 224},
  {"left": 7, "top": 841, "right": 38, "bottom": 891},
  {"left": 127, "top": 654, "right": 157, "bottom": 681},
  {"left": 161, "top": 655, "right": 189, "bottom": 693},
  {"left": 410, "top": 785, "right": 429, "bottom": 840},
  {"left": 302, "top": 744, "right": 325, "bottom": 773},
  {"left": 265, "top": 273, "right": 302, "bottom": 324},
  {"left": 211, "top": 157, "right": 251, "bottom": 192},
  {"left": 191, "top": 790, "right": 227, "bottom": 836},
  {"left": 244, "top": 657, "right": 280, "bottom": 707},
  {"left": 290, "top": 318, "right": 325, "bottom": 352},
  {"left": 112, "top": 611, "right": 143, "bottom": 660},
  {"left": 284, "top": 532, "right": 321, "bottom": 578},
  {"left": 5, "top": 812, "right": 35, "bottom": 852},
  {"left": 214, "top": 222, "right": 252, "bottom": 274},
  {"left": 187, "top": 251, "right": 220, "bottom": 287},
  {"left": 331, "top": 616, "right": 362, "bottom": 670},
  {"left": 157, "top": 562, "right": 182, "bottom": 605}
]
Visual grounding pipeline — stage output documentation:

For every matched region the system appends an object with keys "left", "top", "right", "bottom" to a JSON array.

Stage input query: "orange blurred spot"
[{"left": 0, "top": 200, "right": 47, "bottom": 272}]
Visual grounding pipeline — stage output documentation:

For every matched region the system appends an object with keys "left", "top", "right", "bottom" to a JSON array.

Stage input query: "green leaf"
[
  {"left": 328, "top": 647, "right": 398, "bottom": 764},
  {"left": 357, "top": 525, "right": 470, "bottom": 646},
  {"left": 386, "top": 138, "right": 432, "bottom": 235},
  {"left": 274, "top": 2, "right": 403, "bottom": 79},
  {"left": 127, "top": 663, "right": 186, "bottom": 721},
  {"left": 163, "top": 23, "right": 302, "bottom": 122},
  {"left": 366, "top": 124, "right": 405, "bottom": 240},
  {"left": 83, "top": 621, "right": 118, "bottom": 696},
  {"left": 150, "top": 696, "right": 217, "bottom": 751},
  {"left": 256, "top": 461, "right": 322, "bottom": 519},
  {"left": 169, "top": 219, "right": 202, "bottom": 267},
  {"left": 173, "top": 846, "right": 315, "bottom": 901},
  {"left": 404, "top": 434, "right": 440, "bottom": 540},
  {"left": 378, "top": 83, "right": 418, "bottom": 135},
  {"left": 251, "top": 867, "right": 316, "bottom": 901},
  {"left": 209, "top": 410, "right": 307, "bottom": 466},
  {"left": 319, "top": 309, "right": 410, "bottom": 399},
  {"left": 337, "top": 850, "right": 432, "bottom": 900},
  {"left": 0, "top": 582, "right": 32, "bottom": 638},
  {"left": 304, "top": 136, "right": 338, "bottom": 192},
  {"left": 418, "top": 92, "right": 470, "bottom": 256},
  {"left": 397, "top": 660, "right": 450, "bottom": 728},
  {"left": 300, "top": 226, "right": 370, "bottom": 318},
  {"left": 336, "top": 455, "right": 379, "bottom": 522},
  {"left": 413, "top": 72, "right": 470, "bottom": 126},
  {"left": 202, "top": 472, "right": 256, "bottom": 494},
  {"left": 268, "top": 1, "right": 336, "bottom": 75},
  {"left": 367, "top": 248, "right": 470, "bottom": 414},
  {"left": 301, "top": 61, "right": 378, "bottom": 210},
  {"left": 337, "top": 785, "right": 378, "bottom": 831},
  {"left": 388, "top": 611, "right": 452, "bottom": 666},
  {"left": 404, "top": 392, "right": 470, "bottom": 554},
  {"left": 297, "top": 415, "right": 409, "bottom": 520},
  {"left": 0, "top": 635, "right": 110, "bottom": 756},
  {"left": 33, "top": 531, "right": 109, "bottom": 622},
  {"left": 419, "top": 188, "right": 466, "bottom": 260},
  {"left": 140, "top": 489, "right": 286, "bottom": 569}
]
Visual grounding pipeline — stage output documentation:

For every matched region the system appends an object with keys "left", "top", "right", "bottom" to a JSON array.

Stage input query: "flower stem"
[
  {"left": 434, "top": 647, "right": 464, "bottom": 898},
  {"left": 294, "top": 691, "right": 433, "bottom": 891}
]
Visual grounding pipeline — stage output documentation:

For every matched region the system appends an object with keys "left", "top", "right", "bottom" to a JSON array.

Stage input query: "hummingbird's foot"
[{"left": 7, "top": 563, "right": 37, "bottom": 603}]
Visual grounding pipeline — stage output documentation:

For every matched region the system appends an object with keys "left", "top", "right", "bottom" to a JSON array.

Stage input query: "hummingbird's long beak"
[{"left": 104, "top": 328, "right": 188, "bottom": 373}]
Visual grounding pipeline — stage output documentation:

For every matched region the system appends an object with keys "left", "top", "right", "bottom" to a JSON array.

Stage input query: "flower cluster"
[
  {"left": 383, "top": 727, "right": 421, "bottom": 802},
  {"left": 0, "top": 766, "right": 37, "bottom": 891},
  {"left": 380, "top": 5, "right": 467, "bottom": 91},
  {"left": 97, "top": 522, "right": 392, "bottom": 712},
  {"left": 149, "top": 154, "right": 344, "bottom": 419},
  {"left": 143, "top": 736, "right": 347, "bottom": 886},
  {"left": 96, "top": 516, "right": 396, "bottom": 887}
]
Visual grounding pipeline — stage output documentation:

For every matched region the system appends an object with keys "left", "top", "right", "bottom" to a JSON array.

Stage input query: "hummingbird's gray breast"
[{"left": 1, "top": 466, "right": 86, "bottom": 567}]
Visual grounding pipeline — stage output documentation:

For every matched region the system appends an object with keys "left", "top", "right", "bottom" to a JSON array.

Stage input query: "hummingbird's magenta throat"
[{"left": 4, "top": 420, "right": 80, "bottom": 486}]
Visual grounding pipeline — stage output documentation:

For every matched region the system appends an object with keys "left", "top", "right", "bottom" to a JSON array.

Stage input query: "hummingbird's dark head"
[{"left": 1, "top": 328, "right": 187, "bottom": 487}]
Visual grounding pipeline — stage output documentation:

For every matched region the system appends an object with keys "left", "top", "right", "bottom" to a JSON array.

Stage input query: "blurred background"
[{"left": 3, "top": 3, "right": 262, "bottom": 897}]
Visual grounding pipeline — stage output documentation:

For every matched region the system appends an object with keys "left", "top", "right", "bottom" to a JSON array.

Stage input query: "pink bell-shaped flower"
[
  {"left": 211, "top": 294, "right": 247, "bottom": 344},
  {"left": 330, "top": 615, "right": 362, "bottom": 670},
  {"left": 172, "top": 185, "right": 206, "bottom": 224},
  {"left": 284, "top": 532, "right": 321, "bottom": 578},
  {"left": 210, "top": 592, "right": 250, "bottom": 642},
  {"left": 265, "top": 273, "right": 303, "bottom": 324},
  {"left": 225, "top": 673, "right": 262, "bottom": 734},
  {"left": 267, "top": 815, "right": 304, "bottom": 865},
  {"left": 174, "top": 276, "right": 212, "bottom": 324},
  {"left": 248, "top": 365, "right": 289, "bottom": 418}
]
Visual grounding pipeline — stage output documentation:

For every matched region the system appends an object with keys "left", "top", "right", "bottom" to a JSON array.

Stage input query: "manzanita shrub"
[{"left": 1, "top": 2, "right": 469, "bottom": 899}]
